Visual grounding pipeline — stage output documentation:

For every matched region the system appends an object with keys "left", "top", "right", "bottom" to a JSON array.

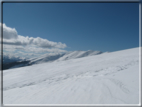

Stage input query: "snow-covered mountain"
[
  {"left": 1, "top": 54, "right": 27, "bottom": 70},
  {"left": 27, "top": 53, "right": 65, "bottom": 65},
  {"left": 56, "top": 50, "right": 102, "bottom": 61},
  {"left": 28, "top": 50, "right": 102, "bottom": 64},
  {"left": 3, "top": 47, "right": 140, "bottom": 104},
  {"left": 3, "top": 50, "right": 102, "bottom": 70}
]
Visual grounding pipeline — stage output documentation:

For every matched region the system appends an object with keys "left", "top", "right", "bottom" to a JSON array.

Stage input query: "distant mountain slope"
[
  {"left": 2, "top": 50, "right": 103, "bottom": 70},
  {"left": 3, "top": 47, "right": 139, "bottom": 104},
  {"left": 1, "top": 54, "right": 27, "bottom": 70},
  {"left": 28, "top": 50, "right": 102, "bottom": 64},
  {"left": 56, "top": 50, "right": 102, "bottom": 61},
  {"left": 28, "top": 53, "right": 65, "bottom": 65}
]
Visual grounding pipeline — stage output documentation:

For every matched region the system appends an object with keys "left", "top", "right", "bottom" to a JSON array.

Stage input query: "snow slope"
[{"left": 3, "top": 47, "right": 140, "bottom": 105}]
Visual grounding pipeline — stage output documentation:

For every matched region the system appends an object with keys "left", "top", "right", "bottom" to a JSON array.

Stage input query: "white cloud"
[
  {"left": 1, "top": 23, "right": 67, "bottom": 49},
  {"left": 0, "top": 23, "right": 18, "bottom": 39},
  {"left": 1, "top": 23, "right": 68, "bottom": 58},
  {"left": 3, "top": 36, "right": 66, "bottom": 49}
]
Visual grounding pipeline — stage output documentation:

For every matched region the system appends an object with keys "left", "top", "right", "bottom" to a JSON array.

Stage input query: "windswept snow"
[{"left": 3, "top": 47, "right": 140, "bottom": 104}]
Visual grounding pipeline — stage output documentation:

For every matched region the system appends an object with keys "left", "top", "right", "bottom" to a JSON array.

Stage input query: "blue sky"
[{"left": 2, "top": 2, "right": 139, "bottom": 58}]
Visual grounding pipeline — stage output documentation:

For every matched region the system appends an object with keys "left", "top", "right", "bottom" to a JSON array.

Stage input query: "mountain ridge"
[{"left": 2, "top": 50, "right": 103, "bottom": 70}]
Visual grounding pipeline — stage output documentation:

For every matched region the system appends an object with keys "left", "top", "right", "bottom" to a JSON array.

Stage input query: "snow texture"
[{"left": 3, "top": 47, "right": 140, "bottom": 105}]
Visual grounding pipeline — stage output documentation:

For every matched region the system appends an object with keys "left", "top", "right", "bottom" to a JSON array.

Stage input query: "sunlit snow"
[{"left": 3, "top": 47, "right": 140, "bottom": 104}]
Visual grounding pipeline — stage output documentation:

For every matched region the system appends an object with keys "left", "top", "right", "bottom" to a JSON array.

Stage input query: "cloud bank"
[
  {"left": 0, "top": 23, "right": 66, "bottom": 48},
  {"left": 0, "top": 23, "right": 67, "bottom": 58}
]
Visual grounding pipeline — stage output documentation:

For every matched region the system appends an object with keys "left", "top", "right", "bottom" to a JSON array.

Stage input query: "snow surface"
[{"left": 3, "top": 47, "right": 140, "bottom": 105}]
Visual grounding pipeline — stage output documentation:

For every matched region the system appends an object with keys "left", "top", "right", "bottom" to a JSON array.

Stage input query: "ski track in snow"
[
  {"left": 3, "top": 47, "right": 140, "bottom": 104},
  {"left": 3, "top": 60, "right": 138, "bottom": 91}
]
